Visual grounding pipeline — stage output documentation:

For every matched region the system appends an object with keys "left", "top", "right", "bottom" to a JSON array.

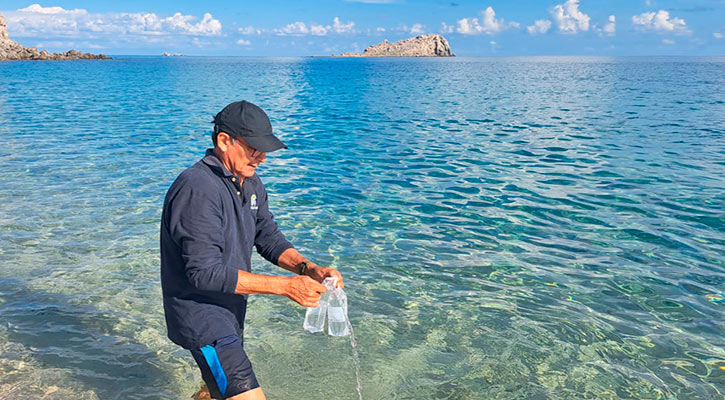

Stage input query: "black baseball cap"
[{"left": 213, "top": 100, "right": 287, "bottom": 152}]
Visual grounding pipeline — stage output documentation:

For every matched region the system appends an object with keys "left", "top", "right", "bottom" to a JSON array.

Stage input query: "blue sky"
[{"left": 2, "top": 0, "right": 724, "bottom": 56}]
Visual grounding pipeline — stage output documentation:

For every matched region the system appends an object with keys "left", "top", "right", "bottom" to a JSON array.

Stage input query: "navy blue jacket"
[{"left": 160, "top": 149, "right": 293, "bottom": 349}]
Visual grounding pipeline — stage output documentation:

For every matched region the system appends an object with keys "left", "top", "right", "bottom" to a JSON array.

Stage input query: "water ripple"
[{"left": 0, "top": 56, "right": 724, "bottom": 399}]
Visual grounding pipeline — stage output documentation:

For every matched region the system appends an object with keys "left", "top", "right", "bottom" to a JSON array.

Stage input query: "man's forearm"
[
  {"left": 235, "top": 267, "right": 328, "bottom": 307},
  {"left": 277, "top": 248, "right": 309, "bottom": 274},
  {"left": 234, "top": 270, "right": 289, "bottom": 295}
]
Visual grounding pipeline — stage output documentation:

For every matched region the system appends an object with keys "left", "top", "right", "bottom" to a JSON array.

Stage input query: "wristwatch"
[{"left": 297, "top": 261, "right": 309, "bottom": 276}]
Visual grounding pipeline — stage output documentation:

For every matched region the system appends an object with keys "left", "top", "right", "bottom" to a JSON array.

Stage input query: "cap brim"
[{"left": 243, "top": 134, "right": 287, "bottom": 153}]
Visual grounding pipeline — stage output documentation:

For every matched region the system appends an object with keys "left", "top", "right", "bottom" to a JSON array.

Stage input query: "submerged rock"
[
  {"left": 336, "top": 34, "right": 454, "bottom": 57},
  {"left": 0, "top": 12, "right": 109, "bottom": 60}
]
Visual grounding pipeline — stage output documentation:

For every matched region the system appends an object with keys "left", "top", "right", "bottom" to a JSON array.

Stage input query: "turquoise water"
[{"left": 0, "top": 56, "right": 724, "bottom": 399}]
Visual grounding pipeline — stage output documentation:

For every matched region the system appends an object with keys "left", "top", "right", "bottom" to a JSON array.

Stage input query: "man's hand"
[
  {"left": 307, "top": 264, "right": 344, "bottom": 289},
  {"left": 277, "top": 249, "right": 345, "bottom": 289},
  {"left": 283, "top": 275, "right": 327, "bottom": 307}
]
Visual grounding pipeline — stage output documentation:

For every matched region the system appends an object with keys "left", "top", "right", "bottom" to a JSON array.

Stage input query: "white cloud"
[
  {"left": 456, "top": 7, "right": 515, "bottom": 35},
  {"left": 276, "top": 22, "right": 307, "bottom": 35},
  {"left": 238, "top": 26, "right": 261, "bottom": 35},
  {"left": 632, "top": 10, "right": 688, "bottom": 34},
  {"left": 122, "top": 12, "right": 222, "bottom": 36},
  {"left": 714, "top": 32, "right": 723, "bottom": 39},
  {"left": 662, "top": 38, "right": 674, "bottom": 45},
  {"left": 5, "top": 5, "right": 222, "bottom": 38},
  {"left": 236, "top": 38, "right": 251, "bottom": 45},
  {"left": 274, "top": 17, "right": 355, "bottom": 36},
  {"left": 393, "top": 24, "right": 426, "bottom": 35},
  {"left": 440, "top": 22, "right": 454, "bottom": 34},
  {"left": 456, "top": 18, "right": 477, "bottom": 35},
  {"left": 19, "top": 3, "right": 86, "bottom": 15},
  {"left": 527, "top": 19, "right": 552, "bottom": 35},
  {"left": 603, "top": 15, "right": 616, "bottom": 35},
  {"left": 409, "top": 23, "right": 424, "bottom": 34},
  {"left": 376, "top": 27, "right": 386, "bottom": 32},
  {"left": 309, "top": 24, "right": 328, "bottom": 36},
  {"left": 332, "top": 17, "right": 355, "bottom": 33},
  {"left": 551, "top": 0, "right": 590, "bottom": 34},
  {"left": 176, "top": 13, "right": 221, "bottom": 35}
]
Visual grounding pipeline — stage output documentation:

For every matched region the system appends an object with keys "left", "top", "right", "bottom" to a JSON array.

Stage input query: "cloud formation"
[
  {"left": 5, "top": 4, "right": 222, "bottom": 38},
  {"left": 238, "top": 26, "right": 261, "bottom": 35},
  {"left": 456, "top": 7, "right": 516, "bottom": 35},
  {"left": 440, "top": 22, "right": 454, "bottom": 34},
  {"left": 632, "top": 10, "right": 688, "bottom": 33},
  {"left": 551, "top": 0, "right": 590, "bottom": 34},
  {"left": 527, "top": 19, "right": 552, "bottom": 35},
  {"left": 602, "top": 15, "right": 616, "bottom": 35},
  {"left": 274, "top": 17, "right": 355, "bottom": 36},
  {"left": 18, "top": 4, "right": 85, "bottom": 15},
  {"left": 332, "top": 17, "right": 355, "bottom": 33},
  {"left": 409, "top": 23, "right": 424, "bottom": 34}
]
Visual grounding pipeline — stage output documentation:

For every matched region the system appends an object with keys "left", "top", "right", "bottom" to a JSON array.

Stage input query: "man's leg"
[
  {"left": 192, "top": 384, "right": 212, "bottom": 400},
  {"left": 190, "top": 335, "right": 262, "bottom": 399},
  {"left": 227, "top": 387, "right": 266, "bottom": 400}
]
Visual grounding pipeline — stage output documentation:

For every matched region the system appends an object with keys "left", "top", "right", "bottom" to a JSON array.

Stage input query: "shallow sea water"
[{"left": 0, "top": 56, "right": 724, "bottom": 399}]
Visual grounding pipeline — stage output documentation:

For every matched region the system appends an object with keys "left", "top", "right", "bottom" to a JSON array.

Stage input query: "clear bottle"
[
  {"left": 303, "top": 278, "right": 336, "bottom": 333},
  {"left": 327, "top": 285, "right": 350, "bottom": 337}
]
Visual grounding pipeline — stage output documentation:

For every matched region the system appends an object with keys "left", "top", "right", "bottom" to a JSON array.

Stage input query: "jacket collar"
[
  {"left": 201, "top": 148, "right": 259, "bottom": 187},
  {"left": 201, "top": 148, "right": 234, "bottom": 178}
]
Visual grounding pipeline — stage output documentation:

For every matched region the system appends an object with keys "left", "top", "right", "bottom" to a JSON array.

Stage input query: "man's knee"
[{"left": 226, "top": 387, "right": 266, "bottom": 400}]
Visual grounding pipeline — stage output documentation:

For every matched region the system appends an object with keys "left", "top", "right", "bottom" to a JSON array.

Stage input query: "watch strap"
[{"left": 297, "top": 261, "right": 309, "bottom": 276}]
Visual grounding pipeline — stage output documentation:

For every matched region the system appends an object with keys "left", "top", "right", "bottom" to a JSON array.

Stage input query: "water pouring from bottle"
[{"left": 303, "top": 277, "right": 362, "bottom": 399}]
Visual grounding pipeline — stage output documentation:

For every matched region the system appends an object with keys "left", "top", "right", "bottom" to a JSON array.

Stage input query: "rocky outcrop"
[
  {"left": 336, "top": 34, "right": 454, "bottom": 57},
  {"left": 0, "top": 13, "right": 8, "bottom": 41},
  {"left": 0, "top": 12, "right": 109, "bottom": 60}
]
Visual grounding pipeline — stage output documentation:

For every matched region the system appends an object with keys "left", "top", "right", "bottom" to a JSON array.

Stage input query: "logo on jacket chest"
[{"left": 250, "top": 194, "right": 258, "bottom": 210}]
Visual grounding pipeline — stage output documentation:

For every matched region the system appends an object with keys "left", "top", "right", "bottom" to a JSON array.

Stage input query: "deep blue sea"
[{"left": 0, "top": 56, "right": 724, "bottom": 400}]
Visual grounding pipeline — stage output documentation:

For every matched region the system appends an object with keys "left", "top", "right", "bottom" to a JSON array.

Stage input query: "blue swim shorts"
[{"left": 190, "top": 335, "right": 260, "bottom": 399}]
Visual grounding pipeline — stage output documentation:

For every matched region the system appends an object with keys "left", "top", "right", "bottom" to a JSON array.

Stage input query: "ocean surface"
[{"left": 0, "top": 56, "right": 723, "bottom": 400}]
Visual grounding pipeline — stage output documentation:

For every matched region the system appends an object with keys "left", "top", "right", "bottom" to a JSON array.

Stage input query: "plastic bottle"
[
  {"left": 327, "top": 284, "right": 350, "bottom": 337},
  {"left": 303, "top": 277, "right": 335, "bottom": 333}
]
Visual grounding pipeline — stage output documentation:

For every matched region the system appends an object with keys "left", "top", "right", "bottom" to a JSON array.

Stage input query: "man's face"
[{"left": 216, "top": 133, "right": 267, "bottom": 178}]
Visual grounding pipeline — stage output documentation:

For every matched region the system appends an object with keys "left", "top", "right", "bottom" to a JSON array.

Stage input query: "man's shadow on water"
[{"left": 0, "top": 277, "right": 187, "bottom": 400}]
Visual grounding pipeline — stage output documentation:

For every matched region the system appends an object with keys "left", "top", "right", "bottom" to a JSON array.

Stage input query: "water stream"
[{"left": 347, "top": 320, "right": 363, "bottom": 400}]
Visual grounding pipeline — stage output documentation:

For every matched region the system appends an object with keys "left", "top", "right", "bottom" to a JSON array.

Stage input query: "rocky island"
[
  {"left": 336, "top": 34, "right": 454, "bottom": 57},
  {"left": 0, "top": 12, "right": 109, "bottom": 60}
]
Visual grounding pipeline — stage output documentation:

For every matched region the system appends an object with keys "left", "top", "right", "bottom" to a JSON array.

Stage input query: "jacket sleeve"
[
  {"left": 167, "top": 177, "right": 238, "bottom": 294},
  {"left": 254, "top": 183, "right": 294, "bottom": 265}
]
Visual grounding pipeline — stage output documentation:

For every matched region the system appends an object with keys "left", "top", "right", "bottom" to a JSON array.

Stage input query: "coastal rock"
[
  {"left": 336, "top": 34, "right": 454, "bottom": 57},
  {"left": 0, "top": 13, "right": 8, "bottom": 41},
  {"left": 0, "top": 12, "right": 109, "bottom": 60}
]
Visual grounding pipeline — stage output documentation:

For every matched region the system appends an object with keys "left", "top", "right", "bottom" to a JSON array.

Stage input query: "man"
[{"left": 160, "top": 100, "right": 344, "bottom": 400}]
